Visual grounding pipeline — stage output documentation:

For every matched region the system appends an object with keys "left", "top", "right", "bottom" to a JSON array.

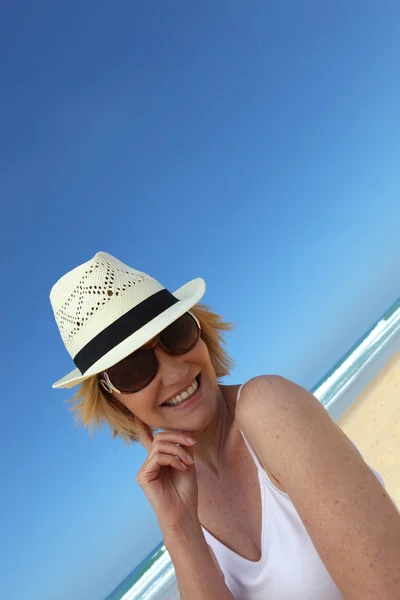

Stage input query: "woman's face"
[{"left": 111, "top": 338, "right": 220, "bottom": 433}]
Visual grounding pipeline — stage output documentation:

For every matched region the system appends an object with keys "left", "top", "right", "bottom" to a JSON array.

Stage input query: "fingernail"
[{"left": 186, "top": 437, "right": 196, "bottom": 444}]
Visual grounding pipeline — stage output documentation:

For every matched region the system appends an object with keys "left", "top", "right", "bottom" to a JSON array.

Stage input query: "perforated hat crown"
[{"left": 50, "top": 251, "right": 205, "bottom": 389}]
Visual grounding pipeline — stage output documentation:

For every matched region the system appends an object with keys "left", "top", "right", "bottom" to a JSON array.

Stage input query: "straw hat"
[{"left": 50, "top": 251, "right": 205, "bottom": 389}]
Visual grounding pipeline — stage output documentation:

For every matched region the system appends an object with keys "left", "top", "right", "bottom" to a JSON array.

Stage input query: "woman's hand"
[{"left": 135, "top": 417, "right": 199, "bottom": 534}]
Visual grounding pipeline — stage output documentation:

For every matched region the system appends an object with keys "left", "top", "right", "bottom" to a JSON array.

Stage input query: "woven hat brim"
[{"left": 52, "top": 277, "right": 206, "bottom": 389}]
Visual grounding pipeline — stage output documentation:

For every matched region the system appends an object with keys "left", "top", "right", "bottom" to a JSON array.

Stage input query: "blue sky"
[{"left": 1, "top": 2, "right": 400, "bottom": 599}]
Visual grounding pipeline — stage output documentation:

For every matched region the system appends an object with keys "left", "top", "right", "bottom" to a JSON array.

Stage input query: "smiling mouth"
[{"left": 161, "top": 374, "right": 201, "bottom": 408}]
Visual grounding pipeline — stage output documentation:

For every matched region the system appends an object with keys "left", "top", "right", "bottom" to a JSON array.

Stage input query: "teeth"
[{"left": 163, "top": 378, "right": 199, "bottom": 407}]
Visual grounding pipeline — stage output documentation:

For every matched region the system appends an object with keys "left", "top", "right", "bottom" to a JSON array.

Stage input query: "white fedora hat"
[{"left": 50, "top": 251, "right": 206, "bottom": 389}]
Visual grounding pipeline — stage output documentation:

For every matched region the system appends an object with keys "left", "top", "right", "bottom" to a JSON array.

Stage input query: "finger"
[
  {"left": 135, "top": 417, "right": 154, "bottom": 452},
  {"left": 152, "top": 431, "right": 197, "bottom": 448},
  {"left": 184, "top": 442, "right": 195, "bottom": 462},
  {"left": 151, "top": 441, "right": 194, "bottom": 466},
  {"left": 163, "top": 429, "right": 196, "bottom": 440},
  {"left": 137, "top": 453, "right": 187, "bottom": 486},
  {"left": 154, "top": 453, "right": 188, "bottom": 471}
]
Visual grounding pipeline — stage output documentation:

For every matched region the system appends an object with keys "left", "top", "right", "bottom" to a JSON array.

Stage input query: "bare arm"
[
  {"left": 164, "top": 520, "right": 234, "bottom": 600},
  {"left": 236, "top": 375, "right": 400, "bottom": 600}
]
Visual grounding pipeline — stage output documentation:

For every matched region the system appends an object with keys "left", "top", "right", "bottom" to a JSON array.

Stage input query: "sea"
[{"left": 104, "top": 297, "right": 400, "bottom": 600}]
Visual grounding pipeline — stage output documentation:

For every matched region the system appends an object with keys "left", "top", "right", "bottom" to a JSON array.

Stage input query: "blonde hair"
[{"left": 68, "top": 304, "right": 234, "bottom": 443}]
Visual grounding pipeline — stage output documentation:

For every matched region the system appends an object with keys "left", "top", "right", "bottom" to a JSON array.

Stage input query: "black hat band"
[{"left": 73, "top": 289, "right": 179, "bottom": 374}]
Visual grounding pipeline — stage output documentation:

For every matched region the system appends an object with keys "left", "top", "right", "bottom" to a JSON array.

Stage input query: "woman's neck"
[{"left": 193, "top": 384, "right": 238, "bottom": 476}]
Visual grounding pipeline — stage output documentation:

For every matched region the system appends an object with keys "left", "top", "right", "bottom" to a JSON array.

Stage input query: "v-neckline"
[{"left": 201, "top": 465, "right": 267, "bottom": 566}]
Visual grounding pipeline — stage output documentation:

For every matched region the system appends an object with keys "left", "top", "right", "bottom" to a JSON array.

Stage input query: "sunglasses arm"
[{"left": 99, "top": 372, "right": 122, "bottom": 395}]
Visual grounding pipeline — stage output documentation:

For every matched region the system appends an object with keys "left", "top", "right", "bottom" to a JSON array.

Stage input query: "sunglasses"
[{"left": 99, "top": 312, "right": 201, "bottom": 395}]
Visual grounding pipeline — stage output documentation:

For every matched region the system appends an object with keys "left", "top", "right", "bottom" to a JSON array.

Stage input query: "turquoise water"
[
  {"left": 312, "top": 297, "right": 400, "bottom": 413},
  {"left": 104, "top": 541, "right": 179, "bottom": 600},
  {"left": 105, "top": 297, "right": 400, "bottom": 600}
]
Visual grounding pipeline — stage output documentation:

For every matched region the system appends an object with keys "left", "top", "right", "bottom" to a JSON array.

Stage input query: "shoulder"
[
  {"left": 235, "top": 374, "right": 341, "bottom": 472},
  {"left": 236, "top": 374, "right": 313, "bottom": 423},
  {"left": 234, "top": 374, "right": 374, "bottom": 495}
]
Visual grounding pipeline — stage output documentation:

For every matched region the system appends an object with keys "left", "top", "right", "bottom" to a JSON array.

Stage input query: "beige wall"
[{"left": 338, "top": 350, "right": 400, "bottom": 507}]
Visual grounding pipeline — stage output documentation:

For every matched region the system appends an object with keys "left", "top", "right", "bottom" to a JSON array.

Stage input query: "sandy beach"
[{"left": 338, "top": 350, "right": 400, "bottom": 507}]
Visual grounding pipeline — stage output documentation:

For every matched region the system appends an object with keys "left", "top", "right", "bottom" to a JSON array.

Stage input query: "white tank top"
[{"left": 201, "top": 383, "right": 387, "bottom": 600}]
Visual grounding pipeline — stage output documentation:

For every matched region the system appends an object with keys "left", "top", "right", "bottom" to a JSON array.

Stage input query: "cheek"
[
  {"left": 113, "top": 389, "right": 152, "bottom": 415},
  {"left": 195, "top": 340, "right": 216, "bottom": 377},
  {"left": 194, "top": 339, "right": 212, "bottom": 364}
]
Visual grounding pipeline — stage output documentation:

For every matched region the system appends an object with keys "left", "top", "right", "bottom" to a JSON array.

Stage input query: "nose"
[{"left": 154, "top": 346, "right": 190, "bottom": 387}]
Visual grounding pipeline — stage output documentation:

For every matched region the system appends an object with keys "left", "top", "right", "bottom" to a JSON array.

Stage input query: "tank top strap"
[{"left": 236, "top": 383, "right": 265, "bottom": 475}]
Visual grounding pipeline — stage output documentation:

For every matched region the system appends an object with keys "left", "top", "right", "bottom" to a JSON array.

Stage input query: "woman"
[{"left": 50, "top": 251, "right": 400, "bottom": 600}]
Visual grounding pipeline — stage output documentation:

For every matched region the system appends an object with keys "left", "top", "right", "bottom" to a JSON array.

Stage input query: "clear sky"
[{"left": 1, "top": 2, "right": 400, "bottom": 599}]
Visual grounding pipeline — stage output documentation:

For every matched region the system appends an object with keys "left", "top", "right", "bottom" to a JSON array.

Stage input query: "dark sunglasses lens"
[
  {"left": 161, "top": 312, "right": 199, "bottom": 354},
  {"left": 107, "top": 350, "right": 157, "bottom": 393}
]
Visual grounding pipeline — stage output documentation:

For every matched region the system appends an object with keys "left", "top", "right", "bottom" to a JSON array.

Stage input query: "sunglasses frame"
[{"left": 99, "top": 311, "right": 201, "bottom": 395}]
